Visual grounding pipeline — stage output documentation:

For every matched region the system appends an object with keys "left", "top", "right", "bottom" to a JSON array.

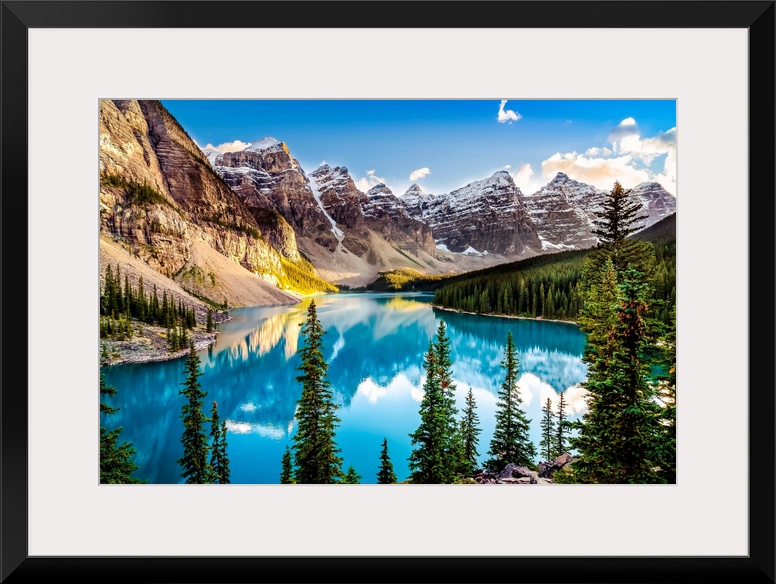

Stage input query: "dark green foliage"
[
  {"left": 556, "top": 391, "right": 569, "bottom": 456},
  {"left": 292, "top": 300, "right": 343, "bottom": 484},
  {"left": 566, "top": 182, "right": 674, "bottom": 484},
  {"left": 591, "top": 181, "right": 650, "bottom": 274},
  {"left": 654, "top": 305, "right": 677, "bottom": 483},
  {"left": 342, "top": 466, "right": 362, "bottom": 484},
  {"left": 366, "top": 268, "right": 453, "bottom": 292},
  {"left": 539, "top": 397, "right": 556, "bottom": 462},
  {"left": 376, "top": 438, "right": 397, "bottom": 484},
  {"left": 433, "top": 251, "right": 586, "bottom": 321},
  {"left": 280, "top": 446, "right": 295, "bottom": 484},
  {"left": 177, "top": 344, "right": 211, "bottom": 484},
  {"left": 459, "top": 387, "right": 482, "bottom": 475},
  {"left": 209, "top": 401, "right": 230, "bottom": 484},
  {"left": 431, "top": 213, "right": 675, "bottom": 328},
  {"left": 570, "top": 267, "right": 666, "bottom": 483},
  {"left": 100, "top": 373, "right": 145, "bottom": 483},
  {"left": 206, "top": 308, "right": 214, "bottom": 332},
  {"left": 408, "top": 321, "right": 461, "bottom": 484},
  {"left": 100, "top": 262, "right": 200, "bottom": 342},
  {"left": 485, "top": 331, "right": 536, "bottom": 471}
]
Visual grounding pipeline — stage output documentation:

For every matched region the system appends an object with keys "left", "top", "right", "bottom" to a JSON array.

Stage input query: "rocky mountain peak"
[
  {"left": 366, "top": 183, "right": 393, "bottom": 197},
  {"left": 403, "top": 183, "right": 426, "bottom": 197},
  {"left": 549, "top": 171, "right": 571, "bottom": 184},
  {"left": 246, "top": 137, "right": 285, "bottom": 153}
]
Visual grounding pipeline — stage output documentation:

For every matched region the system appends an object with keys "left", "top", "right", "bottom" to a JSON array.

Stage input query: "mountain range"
[{"left": 99, "top": 100, "right": 676, "bottom": 305}]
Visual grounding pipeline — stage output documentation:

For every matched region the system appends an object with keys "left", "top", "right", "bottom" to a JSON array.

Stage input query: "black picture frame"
[{"left": 2, "top": 2, "right": 774, "bottom": 583}]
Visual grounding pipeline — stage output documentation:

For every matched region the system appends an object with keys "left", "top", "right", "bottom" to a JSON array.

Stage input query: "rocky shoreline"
[
  {"left": 100, "top": 312, "right": 231, "bottom": 367},
  {"left": 472, "top": 454, "right": 574, "bottom": 485}
]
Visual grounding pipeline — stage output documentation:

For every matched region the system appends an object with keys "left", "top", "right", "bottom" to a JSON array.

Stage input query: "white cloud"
[
  {"left": 540, "top": 118, "right": 676, "bottom": 195},
  {"left": 409, "top": 167, "right": 431, "bottom": 181},
  {"left": 355, "top": 169, "right": 387, "bottom": 193},
  {"left": 224, "top": 420, "right": 285, "bottom": 439},
  {"left": 497, "top": 100, "right": 522, "bottom": 123},
  {"left": 542, "top": 152, "right": 651, "bottom": 190},
  {"left": 202, "top": 139, "right": 251, "bottom": 153},
  {"left": 503, "top": 164, "right": 512, "bottom": 169},
  {"left": 511, "top": 163, "right": 544, "bottom": 196}
]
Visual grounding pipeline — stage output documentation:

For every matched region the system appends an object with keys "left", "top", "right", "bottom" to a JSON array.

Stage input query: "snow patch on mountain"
[
  {"left": 246, "top": 137, "right": 282, "bottom": 152},
  {"left": 306, "top": 171, "right": 344, "bottom": 240}
]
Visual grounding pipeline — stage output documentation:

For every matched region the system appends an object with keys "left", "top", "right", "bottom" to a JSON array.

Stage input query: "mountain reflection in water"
[{"left": 102, "top": 293, "right": 588, "bottom": 484}]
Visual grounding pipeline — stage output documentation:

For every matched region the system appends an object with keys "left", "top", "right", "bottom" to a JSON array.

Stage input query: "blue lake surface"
[{"left": 101, "top": 293, "right": 589, "bottom": 484}]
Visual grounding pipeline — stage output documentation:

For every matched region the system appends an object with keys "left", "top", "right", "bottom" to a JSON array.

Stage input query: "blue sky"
[{"left": 161, "top": 99, "right": 677, "bottom": 196}]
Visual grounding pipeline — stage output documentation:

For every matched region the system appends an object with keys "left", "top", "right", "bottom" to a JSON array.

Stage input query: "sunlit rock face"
[{"left": 99, "top": 100, "right": 302, "bottom": 304}]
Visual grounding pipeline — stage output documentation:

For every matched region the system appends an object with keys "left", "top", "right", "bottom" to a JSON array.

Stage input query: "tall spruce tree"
[
  {"left": 566, "top": 181, "right": 670, "bottom": 484},
  {"left": 655, "top": 305, "right": 676, "bottom": 483},
  {"left": 100, "top": 372, "right": 144, "bottom": 483},
  {"left": 539, "top": 397, "right": 556, "bottom": 462},
  {"left": 408, "top": 321, "right": 460, "bottom": 484},
  {"left": 209, "top": 401, "right": 230, "bottom": 484},
  {"left": 177, "top": 343, "right": 210, "bottom": 484},
  {"left": 556, "top": 391, "right": 569, "bottom": 456},
  {"left": 485, "top": 331, "right": 536, "bottom": 471},
  {"left": 570, "top": 267, "right": 665, "bottom": 483},
  {"left": 280, "top": 445, "right": 294, "bottom": 484},
  {"left": 292, "top": 300, "right": 343, "bottom": 483},
  {"left": 459, "top": 387, "right": 482, "bottom": 475},
  {"left": 376, "top": 438, "right": 397, "bottom": 484},
  {"left": 591, "top": 180, "right": 651, "bottom": 276}
]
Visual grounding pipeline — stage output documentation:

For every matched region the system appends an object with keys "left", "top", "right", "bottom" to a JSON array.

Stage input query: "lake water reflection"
[{"left": 102, "top": 293, "right": 588, "bottom": 484}]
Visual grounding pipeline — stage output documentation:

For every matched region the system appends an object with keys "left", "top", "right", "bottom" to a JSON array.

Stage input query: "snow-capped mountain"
[
  {"left": 522, "top": 172, "right": 676, "bottom": 249},
  {"left": 522, "top": 172, "right": 607, "bottom": 249},
  {"left": 400, "top": 170, "right": 541, "bottom": 255},
  {"left": 628, "top": 182, "right": 677, "bottom": 229},
  {"left": 204, "top": 137, "right": 676, "bottom": 285},
  {"left": 363, "top": 183, "right": 435, "bottom": 256}
]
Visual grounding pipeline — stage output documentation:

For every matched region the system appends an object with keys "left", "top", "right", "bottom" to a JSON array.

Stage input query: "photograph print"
[{"left": 98, "top": 99, "right": 677, "bottom": 485}]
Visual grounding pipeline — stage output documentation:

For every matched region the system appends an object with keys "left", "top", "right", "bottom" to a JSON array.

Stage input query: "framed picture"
[{"left": 3, "top": 1, "right": 773, "bottom": 582}]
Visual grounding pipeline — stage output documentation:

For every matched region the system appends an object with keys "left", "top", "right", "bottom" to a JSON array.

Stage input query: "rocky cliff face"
[
  {"left": 308, "top": 164, "right": 372, "bottom": 257},
  {"left": 401, "top": 171, "right": 542, "bottom": 255},
  {"left": 521, "top": 172, "right": 606, "bottom": 250},
  {"left": 214, "top": 141, "right": 340, "bottom": 253},
  {"left": 521, "top": 173, "right": 676, "bottom": 250},
  {"left": 99, "top": 100, "right": 321, "bottom": 305},
  {"left": 628, "top": 182, "right": 677, "bottom": 230},
  {"left": 363, "top": 183, "right": 436, "bottom": 256}
]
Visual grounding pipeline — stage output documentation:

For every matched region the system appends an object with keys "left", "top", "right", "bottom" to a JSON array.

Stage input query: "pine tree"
[
  {"left": 177, "top": 343, "right": 210, "bottom": 483},
  {"left": 376, "top": 438, "right": 397, "bottom": 484},
  {"left": 591, "top": 180, "right": 652, "bottom": 276},
  {"left": 342, "top": 465, "right": 362, "bottom": 484},
  {"left": 655, "top": 305, "right": 676, "bottom": 483},
  {"left": 539, "top": 397, "right": 556, "bottom": 461},
  {"left": 292, "top": 300, "right": 343, "bottom": 484},
  {"left": 556, "top": 391, "right": 569, "bottom": 455},
  {"left": 485, "top": 331, "right": 536, "bottom": 471},
  {"left": 100, "top": 373, "right": 144, "bottom": 483},
  {"left": 408, "top": 320, "right": 460, "bottom": 484},
  {"left": 570, "top": 267, "right": 665, "bottom": 483},
  {"left": 280, "top": 445, "right": 295, "bottom": 484},
  {"left": 459, "top": 387, "right": 481, "bottom": 475},
  {"left": 209, "top": 401, "right": 230, "bottom": 484},
  {"left": 206, "top": 308, "right": 214, "bottom": 332}
]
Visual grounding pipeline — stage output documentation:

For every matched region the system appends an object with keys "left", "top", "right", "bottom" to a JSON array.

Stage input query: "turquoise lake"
[{"left": 101, "top": 292, "right": 589, "bottom": 484}]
